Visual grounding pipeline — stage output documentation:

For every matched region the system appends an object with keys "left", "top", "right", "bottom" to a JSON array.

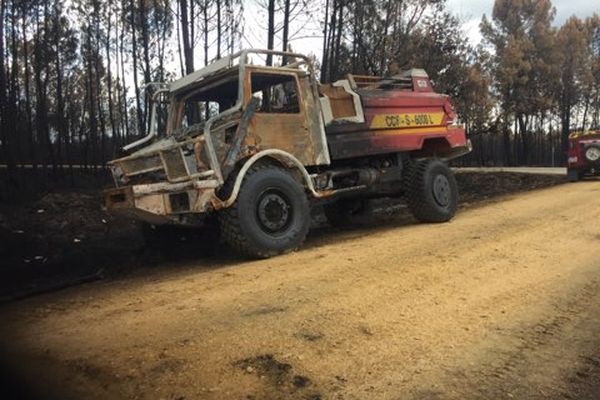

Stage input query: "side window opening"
[
  {"left": 177, "top": 77, "right": 238, "bottom": 129},
  {"left": 250, "top": 73, "right": 300, "bottom": 114},
  {"left": 152, "top": 92, "right": 170, "bottom": 135},
  {"left": 181, "top": 101, "right": 221, "bottom": 128}
]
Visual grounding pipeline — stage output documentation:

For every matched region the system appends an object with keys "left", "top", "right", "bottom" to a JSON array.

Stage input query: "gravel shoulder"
[{"left": 0, "top": 178, "right": 599, "bottom": 399}]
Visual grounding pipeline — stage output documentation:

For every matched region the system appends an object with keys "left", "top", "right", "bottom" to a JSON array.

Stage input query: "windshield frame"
[{"left": 169, "top": 68, "right": 241, "bottom": 134}]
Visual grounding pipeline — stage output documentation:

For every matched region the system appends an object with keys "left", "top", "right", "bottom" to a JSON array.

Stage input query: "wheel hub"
[
  {"left": 432, "top": 174, "right": 451, "bottom": 207},
  {"left": 585, "top": 147, "right": 600, "bottom": 162},
  {"left": 257, "top": 190, "right": 291, "bottom": 233}
]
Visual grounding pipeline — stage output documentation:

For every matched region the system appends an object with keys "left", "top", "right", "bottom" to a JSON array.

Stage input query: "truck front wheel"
[
  {"left": 405, "top": 159, "right": 458, "bottom": 223},
  {"left": 219, "top": 164, "right": 310, "bottom": 258}
]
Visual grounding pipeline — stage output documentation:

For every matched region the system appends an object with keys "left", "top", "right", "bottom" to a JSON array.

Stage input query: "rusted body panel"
[
  {"left": 318, "top": 84, "right": 357, "bottom": 119},
  {"left": 242, "top": 66, "right": 329, "bottom": 166}
]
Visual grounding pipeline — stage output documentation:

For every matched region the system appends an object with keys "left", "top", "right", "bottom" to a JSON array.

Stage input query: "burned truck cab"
[{"left": 104, "top": 50, "right": 329, "bottom": 226}]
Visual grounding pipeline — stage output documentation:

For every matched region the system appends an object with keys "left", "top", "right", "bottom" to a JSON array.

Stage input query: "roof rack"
[
  {"left": 169, "top": 49, "right": 315, "bottom": 94},
  {"left": 346, "top": 69, "right": 430, "bottom": 91}
]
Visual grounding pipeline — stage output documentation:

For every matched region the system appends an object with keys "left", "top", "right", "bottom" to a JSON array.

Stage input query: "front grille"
[
  {"left": 162, "top": 149, "right": 188, "bottom": 180},
  {"left": 169, "top": 192, "right": 190, "bottom": 212},
  {"left": 120, "top": 154, "right": 162, "bottom": 175}
]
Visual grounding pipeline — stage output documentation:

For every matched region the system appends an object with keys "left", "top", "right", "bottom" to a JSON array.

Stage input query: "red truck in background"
[{"left": 567, "top": 131, "right": 600, "bottom": 181}]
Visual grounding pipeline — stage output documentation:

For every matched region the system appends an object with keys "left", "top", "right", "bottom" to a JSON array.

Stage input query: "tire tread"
[
  {"left": 219, "top": 163, "right": 308, "bottom": 258},
  {"left": 405, "top": 159, "right": 457, "bottom": 223}
]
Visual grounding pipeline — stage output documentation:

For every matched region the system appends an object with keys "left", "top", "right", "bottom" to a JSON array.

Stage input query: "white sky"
[
  {"left": 242, "top": 1, "right": 324, "bottom": 60},
  {"left": 447, "top": 0, "right": 599, "bottom": 46}
]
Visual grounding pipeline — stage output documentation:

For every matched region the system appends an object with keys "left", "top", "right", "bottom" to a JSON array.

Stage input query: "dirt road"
[{"left": 1, "top": 181, "right": 599, "bottom": 400}]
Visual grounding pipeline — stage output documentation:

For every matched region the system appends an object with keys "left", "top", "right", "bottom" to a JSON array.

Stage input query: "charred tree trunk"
[
  {"left": 332, "top": 0, "right": 343, "bottom": 79},
  {"left": 34, "top": 3, "right": 56, "bottom": 172},
  {"left": 282, "top": 0, "right": 290, "bottom": 64},
  {"left": 216, "top": 0, "right": 221, "bottom": 59},
  {"left": 54, "top": 0, "right": 66, "bottom": 170},
  {"left": 0, "top": 0, "right": 8, "bottom": 164},
  {"left": 118, "top": 8, "right": 130, "bottom": 142},
  {"left": 22, "top": 13, "right": 36, "bottom": 169},
  {"left": 179, "top": 0, "right": 194, "bottom": 74},
  {"left": 139, "top": 0, "right": 151, "bottom": 84},
  {"left": 129, "top": 0, "right": 144, "bottom": 137},
  {"left": 176, "top": 0, "right": 185, "bottom": 76},
  {"left": 106, "top": 7, "right": 118, "bottom": 153},
  {"left": 266, "top": 0, "right": 275, "bottom": 66},
  {"left": 560, "top": 101, "right": 571, "bottom": 153},
  {"left": 321, "top": 0, "right": 329, "bottom": 83}
]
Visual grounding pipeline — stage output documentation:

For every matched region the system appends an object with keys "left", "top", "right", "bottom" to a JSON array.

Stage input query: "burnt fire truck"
[{"left": 103, "top": 49, "right": 471, "bottom": 258}]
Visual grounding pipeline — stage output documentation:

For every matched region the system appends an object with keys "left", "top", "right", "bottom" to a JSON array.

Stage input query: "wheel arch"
[{"left": 215, "top": 149, "right": 319, "bottom": 209}]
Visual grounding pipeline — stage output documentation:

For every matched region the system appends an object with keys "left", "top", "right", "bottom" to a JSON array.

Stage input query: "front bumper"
[{"left": 103, "top": 179, "right": 219, "bottom": 225}]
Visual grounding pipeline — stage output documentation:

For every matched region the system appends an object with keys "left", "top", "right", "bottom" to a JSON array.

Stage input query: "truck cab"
[{"left": 104, "top": 49, "right": 470, "bottom": 258}]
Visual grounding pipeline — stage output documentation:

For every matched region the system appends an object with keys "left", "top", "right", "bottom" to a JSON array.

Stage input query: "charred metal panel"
[
  {"left": 243, "top": 67, "right": 329, "bottom": 166},
  {"left": 249, "top": 113, "right": 313, "bottom": 163},
  {"left": 319, "top": 84, "right": 356, "bottom": 119},
  {"left": 161, "top": 148, "right": 189, "bottom": 180},
  {"left": 300, "top": 76, "right": 330, "bottom": 165},
  {"left": 120, "top": 154, "right": 163, "bottom": 176},
  {"left": 222, "top": 97, "right": 259, "bottom": 177},
  {"left": 327, "top": 126, "right": 467, "bottom": 160},
  {"left": 169, "top": 55, "right": 234, "bottom": 94},
  {"left": 318, "top": 80, "right": 364, "bottom": 125}
]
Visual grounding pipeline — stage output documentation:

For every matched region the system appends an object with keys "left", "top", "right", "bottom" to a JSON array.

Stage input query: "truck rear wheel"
[
  {"left": 405, "top": 159, "right": 458, "bottom": 223},
  {"left": 219, "top": 164, "right": 310, "bottom": 258}
]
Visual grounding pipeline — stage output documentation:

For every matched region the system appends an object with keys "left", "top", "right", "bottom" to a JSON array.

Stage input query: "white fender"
[{"left": 218, "top": 149, "right": 323, "bottom": 208}]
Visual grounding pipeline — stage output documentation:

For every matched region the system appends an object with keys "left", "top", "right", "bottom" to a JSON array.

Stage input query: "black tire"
[
  {"left": 219, "top": 164, "right": 310, "bottom": 258},
  {"left": 324, "top": 198, "right": 370, "bottom": 227},
  {"left": 567, "top": 168, "right": 581, "bottom": 182},
  {"left": 405, "top": 159, "right": 458, "bottom": 223}
]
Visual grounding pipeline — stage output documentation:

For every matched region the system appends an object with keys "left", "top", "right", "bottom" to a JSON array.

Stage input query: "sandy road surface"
[{"left": 1, "top": 181, "right": 599, "bottom": 400}]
